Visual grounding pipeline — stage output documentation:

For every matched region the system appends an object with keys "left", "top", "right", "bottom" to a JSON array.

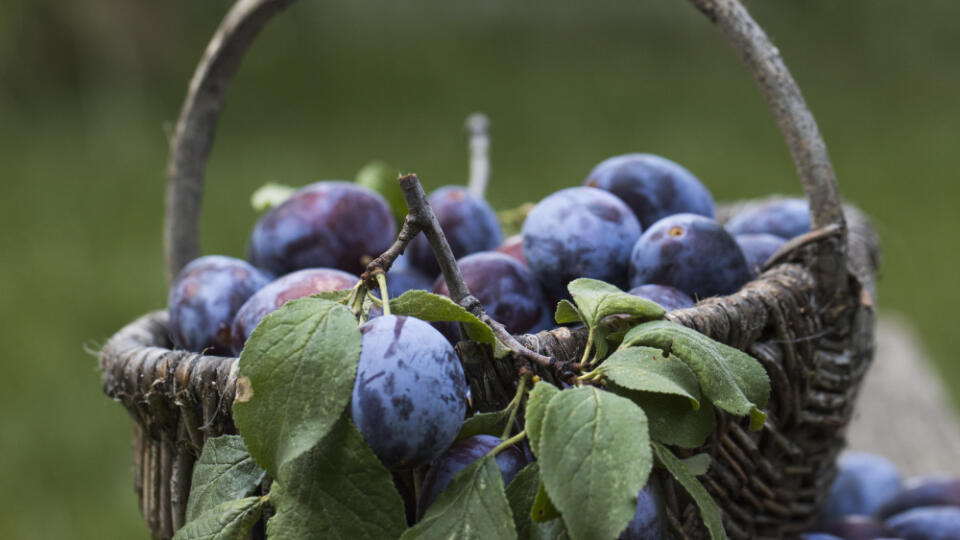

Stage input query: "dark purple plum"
[
  {"left": 433, "top": 252, "right": 551, "bottom": 338},
  {"left": 350, "top": 315, "right": 468, "bottom": 470},
  {"left": 619, "top": 482, "right": 663, "bottom": 540},
  {"left": 735, "top": 233, "right": 787, "bottom": 277},
  {"left": 496, "top": 234, "right": 526, "bottom": 266},
  {"left": 799, "top": 535, "right": 844, "bottom": 540},
  {"left": 230, "top": 268, "right": 358, "bottom": 353},
  {"left": 408, "top": 186, "right": 503, "bottom": 277},
  {"left": 821, "top": 452, "right": 903, "bottom": 523},
  {"left": 878, "top": 477, "right": 960, "bottom": 519},
  {"left": 724, "top": 198, "right": 811, "bottom": 240},
  {"left": 247, "top": 181, "right": 396, "bottom": 276},
  {"left": 384, "top": 266, "right": 433, "bottom": 298},
  {"left": 583, "top": 153, "right": 714, "bottom": 228},
  {"left": 818, "top": 515, "right": 891, "bottom": 539},
  {"left": 628, "top": 214, "right": 751, "bottom": 299},
  {"left": 628, "top": 284, "right": 695, "bottom": 312},
  {"left": 523, "top": 186, "right": 642, "bottom": 302},
  {"left": 168, "top": 256, "right": 271, "bottom": 355},
  {"left": 885, "top": 507, "right": 960, "bottom": 540},
  {"left": 417, "top": 434, "right": 527, "bottom": 518}
]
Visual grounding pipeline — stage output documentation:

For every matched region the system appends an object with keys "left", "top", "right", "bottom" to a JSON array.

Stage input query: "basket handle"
[{"left": 164, "top": 0, "right": 848, "bottom": 294}]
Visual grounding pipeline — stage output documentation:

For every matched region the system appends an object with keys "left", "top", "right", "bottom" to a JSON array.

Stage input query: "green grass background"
[{"left": 1, "top": 1, "right": 958, "bottom": 538}]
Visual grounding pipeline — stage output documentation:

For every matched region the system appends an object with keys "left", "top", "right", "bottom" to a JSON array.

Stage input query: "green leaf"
[
  {"left": 506, "top": 463, "right": 540, "bottom": 538},
  {"left": 620, "top": 320, "right": 769, "bottom": 429},
  {"left": 653, "top": 442, "right": 728, "bottom": 540},
  {"left": 267, "top": 415, "right": 406, "bottom": 540},
  {"left": 173, "top": 497, "right": 265, "bottom": 540},
  {"left": 457, "top": 409, "right": 511, "bottom": 441},
  {"left": 680, "top": 453, "right": 712, "bottom": 476},
  {"left": 356, "top": 161, "right": 406, "bottom": 226},
  {"left": 567, "top": 278, "right": 665, "bottom": 327},
  {"left": 530, "top": 519, "right": 570, "bottom": 540},
  {"left": 233, "top": 297, "right": 362, "bottom": 477},
  {"left": 315, "top": 289, "right": 352, "bottom": 304},
  {"left": 401, "top": 456, "right": 517, "bottom": 540},
  {"left": 524, "top": 381, "right": 560, "bottom": 458},
  {"left": 530, "top": 480, "right": 560, "bottom": 523},
  {"left": 538, "top": 387, "right": 652, "bottom": 540},
  {"left": 390, "top": 290, "right": 495, "bottom": 344},
  {"left": 554, "top": 300, "right": 582, "bottom": 325},
  {"left": 185, "top": 435, "right": 266, "bottom": 523},
  {"left": 626, "top": 392, "right": 715, "bottom": 449},
  {"left": 595, "top": 346, "right": 701, "bottom": 409},
  {"left": 250, "top": 182, "right": 296, "bottom": 212}
]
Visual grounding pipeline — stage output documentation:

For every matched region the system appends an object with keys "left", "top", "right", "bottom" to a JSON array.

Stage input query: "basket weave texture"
[{"left": 98, "top": 0, "right": 880, "bottom": 538}]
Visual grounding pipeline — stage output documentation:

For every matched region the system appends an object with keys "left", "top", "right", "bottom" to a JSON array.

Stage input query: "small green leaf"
[
  {"left": 315, "top": 289, "right": 353, "bottom": 304},
  {"left": 538, "top": 387, "right": 652, "bottom": 540},
  {"left": 530, "top": 480, "right": 560, "bottom": 523},
  {"left": 524, "top": 381, "right": 560, "bottom": 458},
  {"left": 625, "top": 391, "right": 715, "bottom": 449},
  {"left": 457, "top": 409, "right": 511, "bottom": 441},
  {"left": 680, "top": 453, "right": 712, "bottom": 476},
  {"left": 233, "top": 297, "right": 362, "bottom": 477},
  {"left": 250, "top": 182, "right": 296, "bottom": 211},
  {"left": 506, "top": 463, "right": 540, "bottom": 538},
  {"left": 653, "top": 442, "right": 729, "bottom": 540},
  {"left": 567, "top": 278, "right": 665, "bottom": 327},
  {"left": 401, "top": 456, "right": 517, "bottom": 540},
  {"left": 530, "top": 519, "right": 570, "bottom": 540},
  {"left": 356, "top": 161, "right": 407, "bottom": 226},
  {"left": 267, "top": 415, "right": 406, "bottom": 540},
  {"left": 596, "top": 346, "right": 701, "bottom": 409},
  {"left": 173, "top": 497, "right": 265, "bottom": 540},
  {"left": 390, "top": 290, "right": 495, "bottom": 344},
  {"left": 554, "top": 300, "right": 582, "bottom": 325},
  {"left": 620, "top": 320, "right": 769, "bottom": 428},
  {"left": 185, "top": 435, "right": 266, "bottom": 523}
]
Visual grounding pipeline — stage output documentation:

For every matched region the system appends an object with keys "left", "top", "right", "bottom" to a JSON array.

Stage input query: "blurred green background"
[{"left": 1, "top": 0, "right": 957, "bottom": 538}]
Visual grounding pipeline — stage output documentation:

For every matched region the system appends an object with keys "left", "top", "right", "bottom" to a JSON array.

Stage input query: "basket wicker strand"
[{"left": 100, "top": 0, "right": 879, "bottom": 538}]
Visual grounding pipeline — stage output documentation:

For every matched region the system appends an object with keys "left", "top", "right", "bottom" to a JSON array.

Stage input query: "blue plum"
[
  {"left": 433, "top": 252, "right": 551, "bottom": 337},
  {"left": 523, "top": 186, "right": 642, "bottom": 302},
  {"left": 878, "top": 477, "right": 960, "bottom": 519},
  {"left": 818, "top": 515, "right": 890, "bottom": 539},
  {"left": 619, "top": 482, "right": 663, "bottom": 540},
  {"left": 351, "top": 315, "right": 468, "bottom": 470},
  {"left": 247, "top": 181, "right": 396, "bottom": 276},
  {"left": 885, "top": 507, "right": 960, "bottom": 540},
  {"left": 230, "top": 268, "right": 358, "bottom": 353},
  {"left": 628, "top": 284, "right": 695, "bottom": 312},
  {"left": 408, "top": 186, "right": 503, "bottom": 277},
  {"left": 168, "top": 256, "right": 271, "bottom": 355},
  {"left": 384, "top": 266, "right": 433, "bottom": 299},
  {"left": 735, "top": 233, "right": 787, "bottom": 278},
  {"left": 417, "top": 434, "right": 527, "bottom": 518},
  {"left": 628, "top": 213, "right": 751, "bottom": 299},
  {"left": 583, "top": 153, "right": 715, "bottom": 228},
  {"left": 496, "top": 234, "right": 526, "bottom": 266},
  {"left": 821, "top": 452, "right": 903, "bottom": 522},
  {"left": 724, "top": 198, "right": 811, "bottom": 240}
]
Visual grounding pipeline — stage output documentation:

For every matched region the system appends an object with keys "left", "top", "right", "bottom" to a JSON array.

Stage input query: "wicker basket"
[{"left": 99, "top": 1, "right": 880, "bottom": 538}]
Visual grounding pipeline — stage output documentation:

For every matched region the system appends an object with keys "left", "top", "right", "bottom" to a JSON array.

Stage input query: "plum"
[
  {"left": 523, "top": 186, "right": 642, "bottom": 302},
  {"left": 384, "top": 266, "right": 433, "bottom": 299},
  {"left": 351, "top": 315, "right": 468, "bottom": 470},
  {"left": 583, "top": 153, "right": 714, "bottom": 228},
  {"left": 724, "top": 198, "right": 811, "bottom": 240},
  {"left": 433, "top": 252, "right": 551, "bottom": 338},
  {"left": 628, "top": 284, "right": 695, "bottom": 312},
  {"left": 878, "top": 477, "right": 960, "bottom": 519},
  {"left": 619, "top": 482, "right": 663, "bottom": 540},
  {"left": 230, "top": 267, "right": 358, "bottom": 353},
  {"left": 247, "top": 181, "right": 396, "bottom": 276},
  {"left": 818, "top": 515, "right": 891, "bottom": 539},
  {"left": 628, "top": 213, "right": 751, "bottom": 299},
  {"left": 821, "top": 452, "right": 903, "bottom": 522},
  {"left": 407, "top": 186, "right": 503, "bottom": 277},
  {"left": 735, "top": 233, "right": 787, "bottom": 277},
  {"left": 799, "top": 535, "right": 844, "bottom": 540},
  {"left": 496, "top": 234, "right": 526, "bottom": 266},
  {"left": 417, "top": 434, "right": 527, "bottom": 518},
  {"left": 884, "top": 507, "right": 960, "bottom": 540},
  {"left": 168, "top": 255, "right": 271, "bottom": 355}
]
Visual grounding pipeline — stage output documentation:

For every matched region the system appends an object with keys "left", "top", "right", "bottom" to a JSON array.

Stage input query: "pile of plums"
[
  {"left": 801, "top": 452, "right": 960, "bottom": 540},
  {"left": 167, "top": 153, "right": 817, "bottom": 537}
]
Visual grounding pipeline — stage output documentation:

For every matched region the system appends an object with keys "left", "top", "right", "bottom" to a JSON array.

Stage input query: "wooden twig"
[
  {"left": 465, "top": 113, "right": 490, "bottom": 199},
  {"left": 686, "top": 0, "right": 848, "bottom": 299},
  {"left": 164, "top": 0, "right": 296, "bottom": 284}
]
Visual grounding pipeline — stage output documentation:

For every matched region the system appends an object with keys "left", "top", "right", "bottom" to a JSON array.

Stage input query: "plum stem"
[
  {"left": 465, "top": 112, "right": 490, "bottom": 199},
  {"left": 376, "top": 273, "right": 391, "bottom": 316},
  {"left": 491, "top": 430, "right": 527, "bottom": 456},
  {"left": 501, "top": 374, "right": 531, "bottom": 440}
]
